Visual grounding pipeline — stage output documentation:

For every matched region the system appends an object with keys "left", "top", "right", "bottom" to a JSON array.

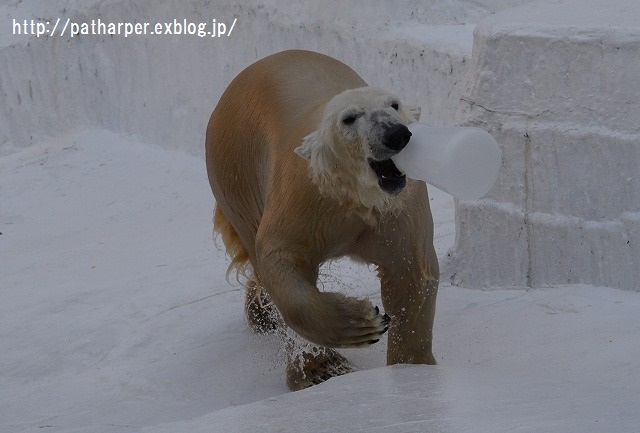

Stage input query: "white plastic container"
[{"left": 391, "top": 123, "right": 502, "bottom": 200}]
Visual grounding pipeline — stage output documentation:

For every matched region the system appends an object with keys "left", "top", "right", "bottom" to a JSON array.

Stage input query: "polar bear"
[{"left": 206, "top": 50, "right": 438, "bottom": 390}]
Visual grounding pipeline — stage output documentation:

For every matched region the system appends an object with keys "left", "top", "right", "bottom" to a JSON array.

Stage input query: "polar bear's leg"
[
  {"left": 355, "top": 185, "right": 439, "bottom": 365},
  {"left": 379, "top": 270, "right": 438, "bottom": 365},
  {"left": 244, "top": 276, "right": 279, "bottom": 333},
  {"left": 246, "top": 276, "right": 354, "bottom": 390},
  {"left": 213, "top": 206, "right": 278, "bottom": 333}
]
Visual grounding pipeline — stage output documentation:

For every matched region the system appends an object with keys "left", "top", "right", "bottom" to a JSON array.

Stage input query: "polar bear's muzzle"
[{"left": 368, "top": 123, "right": 411, "bottom": 195}]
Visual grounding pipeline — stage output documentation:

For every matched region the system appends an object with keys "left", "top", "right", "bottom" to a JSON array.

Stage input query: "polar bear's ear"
[
  {"left": 294, "top": 130, "right": 319, "bottom": 161},
  {"left": 405, "top": 105, "right": 421, "bottom": 123}
]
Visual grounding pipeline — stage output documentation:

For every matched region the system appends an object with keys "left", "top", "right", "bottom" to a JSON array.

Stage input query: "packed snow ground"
[
  {"left": 2, "top": 130, "right": 640, "bottom": 432},
  {"left": 3, "top": 0, "right": 640, "bottom": 431}
]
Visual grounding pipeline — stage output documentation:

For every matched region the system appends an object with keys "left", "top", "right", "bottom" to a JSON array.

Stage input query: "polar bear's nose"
[{"left": 383, "top": 124, "right": 412, "bottom": 152}]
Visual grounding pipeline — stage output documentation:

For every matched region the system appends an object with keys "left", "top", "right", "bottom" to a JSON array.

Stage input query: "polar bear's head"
[{"left": 295, "top": 86, "right": 420, "bottom": 210}]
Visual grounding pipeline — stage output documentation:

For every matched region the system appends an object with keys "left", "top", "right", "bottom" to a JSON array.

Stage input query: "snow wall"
[
  {"left": 2, "top": 0, "right": 638, "bottom": 291},
  {"left": 448, "top": 0, "right": 640, "bottom": 291},
  {"left": 1, "top": 0, "right": 494, "bottom": 155}
]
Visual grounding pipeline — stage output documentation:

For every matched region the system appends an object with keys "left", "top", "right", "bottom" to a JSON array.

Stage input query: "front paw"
[
  {"left": 365, "top": 306, "right": 391, "bottom": 344},
  {"left": 294, "top": 293, "right": 391, "bottom": 348}
]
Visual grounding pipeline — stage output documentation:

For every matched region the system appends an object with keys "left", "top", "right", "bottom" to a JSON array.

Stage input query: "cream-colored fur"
[
  {"left": 206, "top": 50, "right": 439, "bottom": 390},
  {"left": 295, "top": 86, "right": 418, "bottom": 211}
]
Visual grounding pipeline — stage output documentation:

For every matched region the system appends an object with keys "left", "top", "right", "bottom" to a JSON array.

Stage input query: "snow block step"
[{"left": 447, "top": 0, "right": 640, "bottom": 291}]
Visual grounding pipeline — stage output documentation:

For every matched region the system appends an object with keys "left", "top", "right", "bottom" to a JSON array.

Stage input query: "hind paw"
[
  {"left": 286, "top": 347, "right": 355, "bottom": 391},
  {"left": 245, "top": 279, "right": 279, "bottom": 333}
]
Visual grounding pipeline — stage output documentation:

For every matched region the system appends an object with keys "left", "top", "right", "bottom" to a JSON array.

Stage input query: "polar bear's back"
[
  {"left": 236, "top": 50, "right": 367, "bottom": 125},
  {"left": 205, "top": 50, "right": 366, "bottom": 267}
]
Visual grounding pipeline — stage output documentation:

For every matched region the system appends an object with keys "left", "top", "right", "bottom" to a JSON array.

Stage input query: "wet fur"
[{"left": 206, "top": 50, "right": 439, "bottom": 390}]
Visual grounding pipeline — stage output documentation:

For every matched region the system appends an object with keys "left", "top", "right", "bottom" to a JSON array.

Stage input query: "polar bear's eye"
[
  {"left": 391, "top": 102, "right": 399, "bottom": 110},
  {"left": 342, "top": 115, "right": 357, "bottom": 126}
]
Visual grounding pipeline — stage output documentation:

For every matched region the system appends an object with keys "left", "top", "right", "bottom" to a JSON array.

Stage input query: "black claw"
[
  {"left": 374, "top": 305, "right": 379, "bottom": 315},
  {"left": 381, "top": 313, "right": 391, "bottom": 325},
  {"left": 368, "top": 339, "right": 380, "bottom": 345},
  {"left": 380, "top": 326, "right": 389, "bottom": 335}
]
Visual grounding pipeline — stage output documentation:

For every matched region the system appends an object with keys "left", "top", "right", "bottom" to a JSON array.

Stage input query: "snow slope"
[
  {"left": 2, "top": 130, "right": 640, "bottom": 432},
  {"left": 144, "top": 365, "right": 639, "bottom": 433}
]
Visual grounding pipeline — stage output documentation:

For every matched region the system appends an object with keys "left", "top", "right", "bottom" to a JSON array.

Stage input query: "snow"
[
  {"left": 3, "top": 0, "right": 640, "bottom": 432},
  {"left": 449, "top": 0, "right": 640, "bottom": 290},
  {"left": 3, "top": 130, "right": 640, "bottom": 432},
  {"left": 145, "top": 365, "right": 640, "bottom": 433}
]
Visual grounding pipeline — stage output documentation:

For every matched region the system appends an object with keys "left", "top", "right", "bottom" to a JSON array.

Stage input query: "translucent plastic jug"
[{"left": 391, "top": 123, "right": 501, "bottom": 200}]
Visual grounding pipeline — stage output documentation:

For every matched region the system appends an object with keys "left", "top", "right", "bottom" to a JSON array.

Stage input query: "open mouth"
[{"left": 368, "top": 158, "right": 406, "bottom": 195}]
